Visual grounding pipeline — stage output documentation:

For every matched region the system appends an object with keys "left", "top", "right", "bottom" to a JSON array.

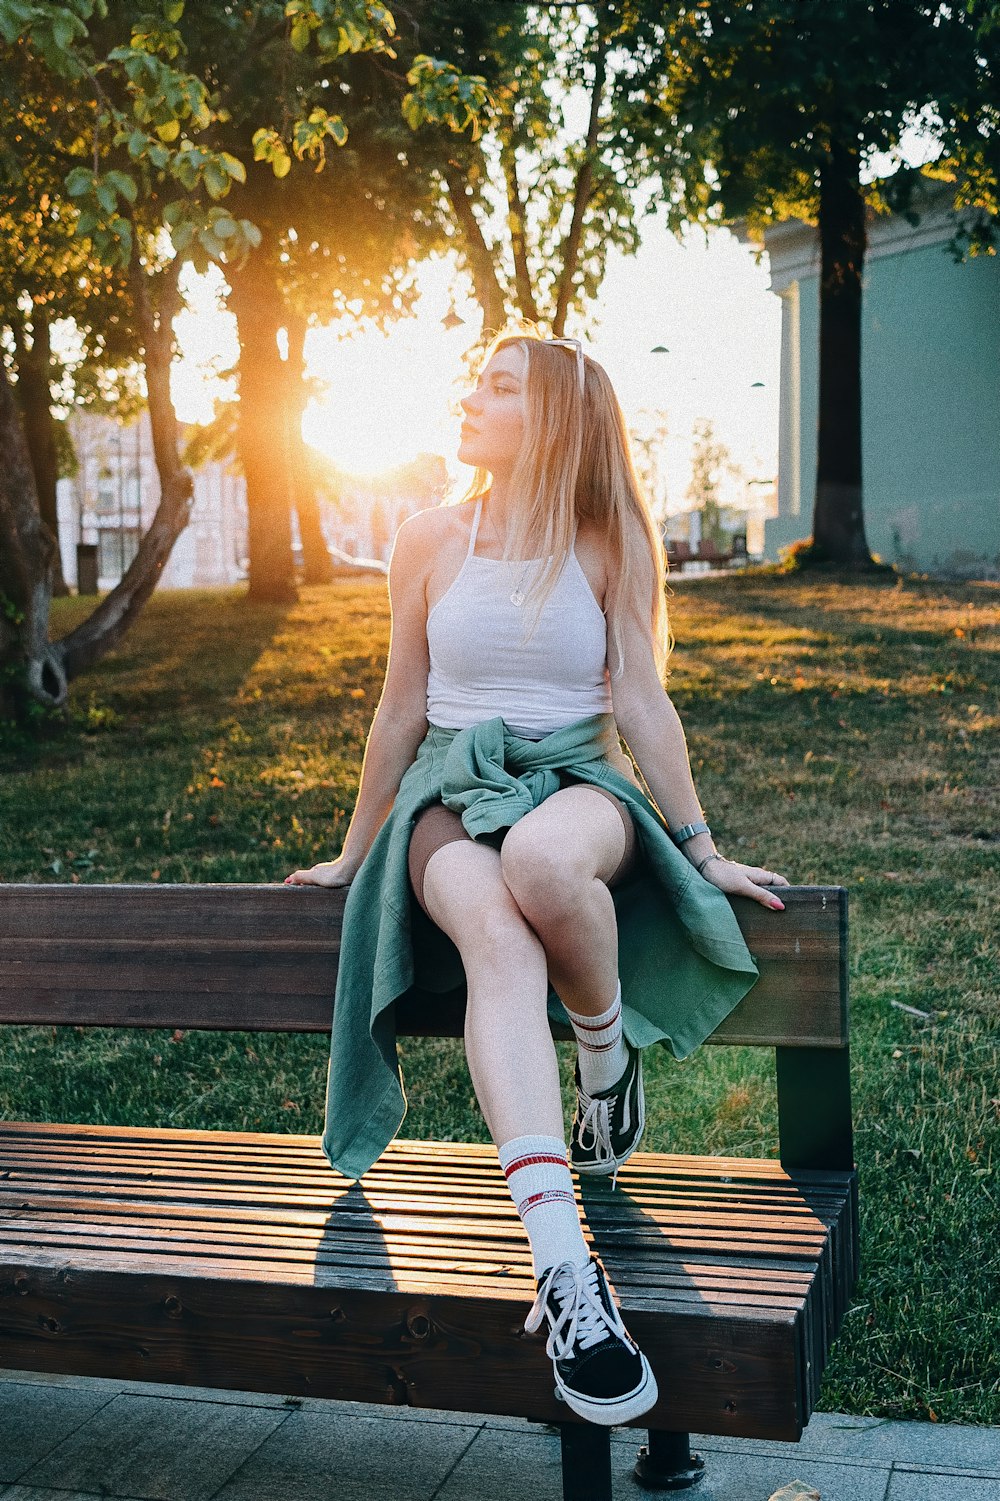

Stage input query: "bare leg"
[
  {"left": 417, "top": 803, "right": 657, "bottom": 1426},
  {"left": 420, "top": 838, "right": 564, "bottom": 1142},
  {"left": 500, "top": 786, "right": 628, "bottom": 1018}
]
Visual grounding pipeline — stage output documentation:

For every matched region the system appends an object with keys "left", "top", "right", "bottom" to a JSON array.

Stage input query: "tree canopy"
[
  {"left": 0, "top": 0, "right": 486, "bottom": 710},
  {"left": 637, "top": 0, "right": 997, "bottom": 567}
]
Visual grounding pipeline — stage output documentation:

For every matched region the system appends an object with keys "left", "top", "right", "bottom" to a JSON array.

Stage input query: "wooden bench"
[{"left": 0, "top": 882, "right": 856, "bottom": 1500}]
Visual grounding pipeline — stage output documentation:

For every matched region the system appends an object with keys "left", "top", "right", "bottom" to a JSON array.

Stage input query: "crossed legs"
[
  {"left": 415, "top": 785, "right": 630, "bottom": 1142},
  {"left": 412, "top": 788, "right": 659, "bottom": 1424}
]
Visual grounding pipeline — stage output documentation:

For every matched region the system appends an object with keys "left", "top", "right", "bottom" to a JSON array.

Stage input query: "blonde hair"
[{"left": 457, "top": 329, "right": 671, "bottom": 681}]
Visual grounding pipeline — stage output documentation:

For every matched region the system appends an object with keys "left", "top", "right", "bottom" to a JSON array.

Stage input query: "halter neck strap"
[{"left": 467, "top": 497, "right": 484, "bottom": 557}]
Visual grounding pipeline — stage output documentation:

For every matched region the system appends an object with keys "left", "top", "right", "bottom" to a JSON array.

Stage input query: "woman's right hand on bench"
[{"left": 284, "top": 856, "right": 359, "bottom": 887}]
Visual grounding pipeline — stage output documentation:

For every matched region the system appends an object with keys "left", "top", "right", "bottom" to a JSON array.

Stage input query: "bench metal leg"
[
  {"left": 559, "top": 1422, "right": 612, "bottom": 1501},
  {"left": 634, "top": 1429, "right": 705, "bottom": 1490}
]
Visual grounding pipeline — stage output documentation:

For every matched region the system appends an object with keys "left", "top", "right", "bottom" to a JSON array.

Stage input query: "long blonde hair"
[{"left": 457, "top": 329, "right": 671, "bottom": 681}]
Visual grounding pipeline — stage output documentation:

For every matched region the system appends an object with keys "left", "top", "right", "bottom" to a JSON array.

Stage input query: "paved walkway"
[{"left": 1, "top": 1369, "right": 997, "bottom": 1500}]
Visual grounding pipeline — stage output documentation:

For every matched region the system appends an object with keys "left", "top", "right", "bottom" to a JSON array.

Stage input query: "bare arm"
[
  {"left": 285, "top": 514, "right": 433, "bottom": 887},
  {"left": 609, "top": 576, "right": 788, "bottom": 912}
]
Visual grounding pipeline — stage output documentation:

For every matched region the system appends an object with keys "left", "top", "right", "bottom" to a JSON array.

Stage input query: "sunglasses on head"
[{"left": 541, "top": 337, "right": 586, "bottom": 396}]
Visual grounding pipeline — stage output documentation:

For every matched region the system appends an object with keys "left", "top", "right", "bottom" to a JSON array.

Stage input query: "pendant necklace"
[{"left": 485, "top": 502, "right": 531, "bottom": 607}]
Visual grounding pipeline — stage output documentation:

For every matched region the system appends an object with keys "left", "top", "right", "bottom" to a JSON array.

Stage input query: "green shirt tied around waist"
[{"left": 322, "top": 711, "right": 759, "bottom": 1182}]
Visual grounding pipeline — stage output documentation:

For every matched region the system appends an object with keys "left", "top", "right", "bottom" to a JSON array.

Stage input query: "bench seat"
[{"left": 0, "top": 1122, "right": 856, "bottom": 1442}]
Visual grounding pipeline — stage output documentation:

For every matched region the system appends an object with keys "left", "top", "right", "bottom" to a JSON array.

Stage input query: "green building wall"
[{"left": 767, "top": 237, "right": 1000, "bottom": 576}]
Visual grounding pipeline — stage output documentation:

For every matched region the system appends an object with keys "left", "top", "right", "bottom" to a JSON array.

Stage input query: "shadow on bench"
[{"left": 0, "top": 883, "right": 856, "bottom": 1499}]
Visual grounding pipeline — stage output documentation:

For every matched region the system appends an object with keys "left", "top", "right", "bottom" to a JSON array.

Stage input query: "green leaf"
[
  {"left": 65, "top": 167, "right": 92, "bottom": 197},
  {"left": 218, "top": 152, "right": 246, "bottom": 183},
  {"left": 401, "top": 95, "right": 424, "bottom": 132},
  {"left": 272, "top": 150, "right": 292, "bottom": 179},
  {"left": 252, "top": 127, "right": 279, "bottom": 161},
  {"left": 112, "top": 218, "right": 133, "bottom": 263},
  {"left": 163, "top": 0, "right": 184, "bottom": 21},
  {"left": 51, "top": 12, "right": 78, "bottom": 52},
  {"left": 127, "top": 129, "right": 147, "bottom": 159},
  {"left": 0, "top": 4, "right": 33, "bottom": 47},
  {"left": 203, "top": 163, "right": 228, "bottom": 200},
  {"left": 326, "top": 116, "right": 348, "bottom": 147},
  {"left": 198, "top": 227, "right": 225, "bottom": 259},
  {"left": 106, "top": 170, "right": 138, "bottom": 203},
  {"left": 212, "top": 216, "right": 239, "bottom": 239}
]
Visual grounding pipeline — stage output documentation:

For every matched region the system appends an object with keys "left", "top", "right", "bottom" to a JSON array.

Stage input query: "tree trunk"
[
  {"left": 502, "top": 138, "right": 540, "bottom": 324},
  {"left": 0, "top": 361, "right": 65, "bottom": 715},
  {"left": 12, "top": 311, "right": 69, "bottom": 596},
  {"left": 285, "top": 309, "right": 333, "bottom": 585},
  {"left": 812, "top": 141, "right": 876, "bottom": 567},
  {"left": 227, "top": 257, "right": 297, "bottom": 603},
  {"left": 56, "top": 264, "right": 194, "bottom": 681},
  {"left": 443, "top": 160, "right": 507, "bottom": 337},
  {"left": 551, "top": 32, "right": 608, "bottom": 338},
  {"left": 1, "top": 262, "right": 195, "bottom": 714}
]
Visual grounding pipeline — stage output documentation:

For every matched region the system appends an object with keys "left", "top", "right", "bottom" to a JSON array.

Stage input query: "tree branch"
[
  {"left": 442, "top": 159, "right": 507, "bottom": 336},
  {"left": 551, "top": 28, "right": 608, "bottom": 337},
  {"left": 55, "top": 259, "right": 194, "bottom": 681},
  {"left": 501, "top": 136, "right": 540, "bottom": 324}
]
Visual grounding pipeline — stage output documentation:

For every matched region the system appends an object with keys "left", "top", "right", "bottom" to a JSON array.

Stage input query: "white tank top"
[{"left": 426, "top": 497, "right": 614, "bottom": 739}]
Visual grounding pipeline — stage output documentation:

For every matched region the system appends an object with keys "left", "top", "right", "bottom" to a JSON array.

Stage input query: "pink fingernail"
[{"left": 773, "top": 900, "right": 785, "bottom": 911}]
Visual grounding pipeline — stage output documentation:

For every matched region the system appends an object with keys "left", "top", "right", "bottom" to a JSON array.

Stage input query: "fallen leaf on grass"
[{"left": 768, "top": 1484, "right": 821, "bottom": 1501}]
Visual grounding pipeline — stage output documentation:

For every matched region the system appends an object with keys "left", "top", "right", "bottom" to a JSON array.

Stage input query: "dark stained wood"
[
  {"left": 0, "top": 884, "right": 846, "bottom": 1046},
  {"left": 0, "top": 876, "right": 857, "bottom": 1458},
  {"left": 0, "top": 1262, "right": 810, "bottom": 1439},
  {"left": 0, "top": 1125, "right": 856, "bottom": 1440},
  {"left": 777, "top": 1044, "right": 855, "bottom": 1172}
]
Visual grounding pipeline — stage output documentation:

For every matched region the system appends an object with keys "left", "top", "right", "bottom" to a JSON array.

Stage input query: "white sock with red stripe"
[
  {"left": 497, "top": 1134, "right": 590, "bottom": 1279},
  {"left": 564, "top": 981, "right": 628, "bottom": 1096}
]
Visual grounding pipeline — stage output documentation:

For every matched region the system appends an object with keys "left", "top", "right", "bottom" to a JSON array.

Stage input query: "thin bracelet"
[{"left": 696, "top": 852, "right": 726, "bottom": 876}]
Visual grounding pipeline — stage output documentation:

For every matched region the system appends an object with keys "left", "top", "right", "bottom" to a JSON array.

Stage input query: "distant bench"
[{"left": 0, "top": 882, "right": 856, "bottom": 1500}]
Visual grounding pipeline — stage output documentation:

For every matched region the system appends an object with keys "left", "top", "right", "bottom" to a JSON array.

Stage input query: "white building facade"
[
  {"left": 57, "top": 411, "right": 247, "bottom": 592},
  {"left": 754, "top": 200, "right": 1000, "bottom": 575}
]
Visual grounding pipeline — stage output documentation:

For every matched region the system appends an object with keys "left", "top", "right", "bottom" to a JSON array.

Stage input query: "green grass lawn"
[{"left": 1, "top": 572, "right": 998, "bottom": 1424}]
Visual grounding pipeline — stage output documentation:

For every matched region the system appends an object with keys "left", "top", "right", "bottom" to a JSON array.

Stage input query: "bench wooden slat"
[
  {"left": 0, "top": 1211, "right": 821, "bottom": 1290},
  {"left": 0, "top": 1127, "right": 852, "bottom": 1438},
  {"left": 0, "top": 884, "right": 847, "bottom": 1047},
  {"left": 0, "top": 1120, "right": 842, "bottom": 1182}
]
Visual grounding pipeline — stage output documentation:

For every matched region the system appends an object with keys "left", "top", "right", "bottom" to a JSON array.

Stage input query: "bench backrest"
[{"left": 0, "top": 883, "right": 852, "bottom": 1170}]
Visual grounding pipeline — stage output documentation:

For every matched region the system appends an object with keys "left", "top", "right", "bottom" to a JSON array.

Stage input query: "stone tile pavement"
[{"left": 1, "top": 1369, "right": 997, "bottom": 1501}]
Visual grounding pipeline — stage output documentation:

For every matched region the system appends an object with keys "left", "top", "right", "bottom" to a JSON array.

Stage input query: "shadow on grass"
[
  {"left": 684, "top": 572, "right": 1000, "bottom": 652},
  {"left": 57, "top": 590, "right": 293, "bottom": 728}
]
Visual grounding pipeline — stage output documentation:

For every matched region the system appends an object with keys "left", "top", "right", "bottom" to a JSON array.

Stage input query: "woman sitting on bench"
[{"left": 286, "top": 330, "right": 788, "bottom": 1426}]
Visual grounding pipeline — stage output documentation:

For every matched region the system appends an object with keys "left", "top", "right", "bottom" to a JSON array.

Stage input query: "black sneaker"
[
  {"left": 524, "top": 1256, "right": 658, "bottom": 1425},
  {"left": 570, "top": 1040, "right": 645, "bottom": 1183}
]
